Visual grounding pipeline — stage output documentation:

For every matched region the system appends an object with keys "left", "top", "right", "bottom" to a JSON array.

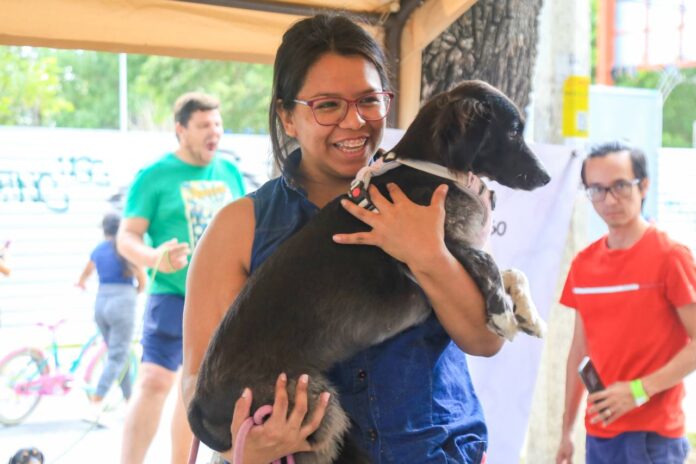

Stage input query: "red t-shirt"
[{"left": 561, "top": 226, "right": 696, "bottom": 438}]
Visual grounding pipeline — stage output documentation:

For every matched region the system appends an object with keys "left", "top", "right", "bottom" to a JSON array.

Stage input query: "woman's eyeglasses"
[
  {"left": 293, "top": 92, "right": 394, "bottom": 126},
  {"left": 585, "top": 178, "right": 641, "bottom": 202}
]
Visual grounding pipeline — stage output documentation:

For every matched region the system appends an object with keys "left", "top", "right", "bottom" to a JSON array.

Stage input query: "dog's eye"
[{"left": 508, "top": 128, "right": 520, "bottom": 138}]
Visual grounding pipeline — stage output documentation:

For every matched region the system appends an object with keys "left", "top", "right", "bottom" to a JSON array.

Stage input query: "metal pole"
[{"left": 119, "top": 53, "right": 128, "bottom": 132}]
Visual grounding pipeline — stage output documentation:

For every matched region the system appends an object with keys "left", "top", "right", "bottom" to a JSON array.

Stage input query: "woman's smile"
[{"left": 332, "top": 136, "right": 369, "bottom": 157}]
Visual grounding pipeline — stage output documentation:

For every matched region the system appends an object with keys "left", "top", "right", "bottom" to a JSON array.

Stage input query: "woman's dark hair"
[
  {"left": 102, "top": 213, "right": 121, "bottom": 237},
  {"left": 102, "top": 212, "right": 133, "bottom": 279},
  {"left": 269, "top": 14, "right": 392, "bottom": 181},
  {"left": 580, "top": 141, "right": 648, "bottom": 187}
]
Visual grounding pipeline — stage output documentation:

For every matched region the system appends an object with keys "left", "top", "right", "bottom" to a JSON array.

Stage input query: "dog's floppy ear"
[{"left": 431, "top": 95, "right": 491, "bottom": 171}]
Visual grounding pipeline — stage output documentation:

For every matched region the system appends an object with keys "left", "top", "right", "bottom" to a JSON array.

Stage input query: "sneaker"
[{"left": 82, "top": 401, "right": 108, "bottom": 428}]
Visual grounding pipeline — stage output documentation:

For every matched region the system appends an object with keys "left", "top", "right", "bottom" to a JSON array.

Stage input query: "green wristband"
[{"left": 630, "top": 379, "right": 649, "bottom": 407}]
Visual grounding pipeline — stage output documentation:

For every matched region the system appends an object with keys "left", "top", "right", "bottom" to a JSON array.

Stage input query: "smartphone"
[{"left": 578, "top": 356, "right": 605, "bottom": 393}]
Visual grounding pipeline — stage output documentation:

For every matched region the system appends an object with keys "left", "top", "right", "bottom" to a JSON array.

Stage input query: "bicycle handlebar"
[{"left": 36, "top": 319, "right": 67, "bottom": 333}]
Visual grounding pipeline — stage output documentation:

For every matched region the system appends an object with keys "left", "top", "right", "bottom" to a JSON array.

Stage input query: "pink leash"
[
  {"left": 187, "top": 437, "right": 199, "bottom": 464},
  {"left": 187, "top": 404, "right": 295, "bottom": 464},
  {"left": 233, "top": 404, "right": 295, "bottom": 464}
]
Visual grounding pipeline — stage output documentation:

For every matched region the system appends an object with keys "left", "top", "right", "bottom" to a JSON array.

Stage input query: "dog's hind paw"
[{"left": 502, "top": 269, "right": 546, "bottom": 338}]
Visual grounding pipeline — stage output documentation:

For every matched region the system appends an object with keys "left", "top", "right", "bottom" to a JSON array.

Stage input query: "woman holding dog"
[{"left": 182, "top": 13, "right": 502, "bottom": 464}]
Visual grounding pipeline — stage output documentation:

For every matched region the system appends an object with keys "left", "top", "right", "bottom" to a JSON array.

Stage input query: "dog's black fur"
[{"left": 188, "top": 81, "right": 551, "bottom": 463}]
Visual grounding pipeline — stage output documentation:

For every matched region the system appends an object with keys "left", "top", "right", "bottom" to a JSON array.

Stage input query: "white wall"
[
  {"left": 657, "top": 147, "right": 696, "bottom": 253},
  {"left": 0, "top": 127, "right": 271, "bottom": 350}
]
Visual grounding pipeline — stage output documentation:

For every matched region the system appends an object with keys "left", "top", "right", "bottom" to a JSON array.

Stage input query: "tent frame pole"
[
  {"left": 176, "top": 0, "right": 382, "bottom": 20},
  {"left": 384, "top": 0, "right": 423, "bottom": 127}
]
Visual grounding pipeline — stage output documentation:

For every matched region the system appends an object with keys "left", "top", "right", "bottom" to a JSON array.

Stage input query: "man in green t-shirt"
[{"left": 117, "top": 92, "right": 245, "bottom": 464}]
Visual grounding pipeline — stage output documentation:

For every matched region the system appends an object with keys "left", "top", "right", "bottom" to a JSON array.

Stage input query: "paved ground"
[
  {"left": 0, "top": 386, "right": 218, "bottom": 464},
  {"left": 2, "top": 370, "right": 695, "bottom": 463}
]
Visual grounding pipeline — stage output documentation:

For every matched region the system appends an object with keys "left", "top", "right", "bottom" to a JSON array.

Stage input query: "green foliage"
[
  {"left": 0, "top": 46, "right": 272, "bottom": 133},
  {"left": 129, "top": 54, "right": 272, "bottom": 133},
  {"left": 662, "top": 79, "right": 696, "bottom": 147},
  {"left": 0, "top": 47, "right": 73, "bottom": 126},
  {"left": 614, "top": 69, "right": 696, "bottom": 147},
  {"left": 50, "top": 49, "right": 120, "bottom": 128},
  {"left": 613, "top": 70, "right": 661, "bottom": 89},
  {"left": 590, "top": 4, "right": 695, "bottom": 147}
]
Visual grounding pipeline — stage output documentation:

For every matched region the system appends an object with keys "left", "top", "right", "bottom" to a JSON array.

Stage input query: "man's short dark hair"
[
  {"left": 174, "top": 92, "right": 220, "bottom": 127},
  {"left": 580, "top": 141, "right": 648, "bottom": 187}
]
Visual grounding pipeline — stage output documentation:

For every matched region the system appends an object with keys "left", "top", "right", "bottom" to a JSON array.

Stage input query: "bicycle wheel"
[
  {"left": 0, "top": 348, "right": 48, "bottom": 425},
  {"left": 83, "top": 344, "right": 138, "bottom": 410}
]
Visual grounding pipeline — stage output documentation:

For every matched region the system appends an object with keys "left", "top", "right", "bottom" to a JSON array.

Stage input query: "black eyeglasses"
[
  {"left": 293, "top": 91, "right": 394, "bottom": 126},
  {"left": 585, "top": 178, "right": 641, "bottom": 202}
]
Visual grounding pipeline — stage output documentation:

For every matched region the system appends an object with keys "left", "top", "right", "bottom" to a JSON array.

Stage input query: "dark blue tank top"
[
  {"left": 248, "top": 151, "right": 488, "bottom": 463},
  {"left": 90, "top": 240, "right": 133, "bottom": 285}
]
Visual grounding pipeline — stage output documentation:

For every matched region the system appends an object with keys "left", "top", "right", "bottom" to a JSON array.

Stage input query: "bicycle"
[{"left": 0, "top": 319, "right": 139, "bottom": 426}]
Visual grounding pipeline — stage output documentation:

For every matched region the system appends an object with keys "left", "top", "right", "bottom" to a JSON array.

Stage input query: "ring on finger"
[{"left": 603, "top": 408, "right": 612, "bottom": 418}]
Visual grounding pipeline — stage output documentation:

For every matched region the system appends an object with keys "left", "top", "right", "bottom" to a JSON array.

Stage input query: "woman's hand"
[
  {"left": 333, "top": 179, "right": 494, "bottom": 266},
  {"left": 333, "top": 183, "right": 449, "bottom": 271},
  {"left": 334, "top": 179, "right": 501, "bottom": 356},
  {"left": 223, "top": 373, "right": 331, "bottom": 464}
]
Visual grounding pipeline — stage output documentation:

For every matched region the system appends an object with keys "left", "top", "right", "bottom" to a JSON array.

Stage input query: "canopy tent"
[{"left": 1, "top": 0, "right": 476, "bottom": 127}]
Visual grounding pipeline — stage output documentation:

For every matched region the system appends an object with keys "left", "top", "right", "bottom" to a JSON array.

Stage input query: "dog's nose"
[{"left": 521, "top": 169, "right": 551, "bottom": 190}]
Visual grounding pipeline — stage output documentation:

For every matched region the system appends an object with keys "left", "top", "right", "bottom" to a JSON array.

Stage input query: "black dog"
[{"left": 188, "top": 81, "right": 551, "bottom": 463}]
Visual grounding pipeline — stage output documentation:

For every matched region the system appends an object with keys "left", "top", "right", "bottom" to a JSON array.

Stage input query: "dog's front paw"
[
  {"left": 502, "top": 269, "right": 546, "bottom": 338},
  {"left": 487, "top": 301, "right": 518, "bottom": 341}
]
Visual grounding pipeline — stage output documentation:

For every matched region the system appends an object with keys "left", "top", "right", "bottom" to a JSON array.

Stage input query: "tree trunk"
[{"left": 421, "top": 0, "right": 544, "bottom": 110}]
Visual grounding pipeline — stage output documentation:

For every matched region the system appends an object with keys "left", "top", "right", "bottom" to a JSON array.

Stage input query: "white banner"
[
  {"left": 467, "top": 143, "right": 582, "bottom": 463},
  {"left": 0, "top": 127, "right": 271, "bottom": 348}
]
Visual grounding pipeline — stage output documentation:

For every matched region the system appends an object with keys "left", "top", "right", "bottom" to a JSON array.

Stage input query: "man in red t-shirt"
[{"left": 556, "top": 142, "right": 696, "bottom": 464}]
